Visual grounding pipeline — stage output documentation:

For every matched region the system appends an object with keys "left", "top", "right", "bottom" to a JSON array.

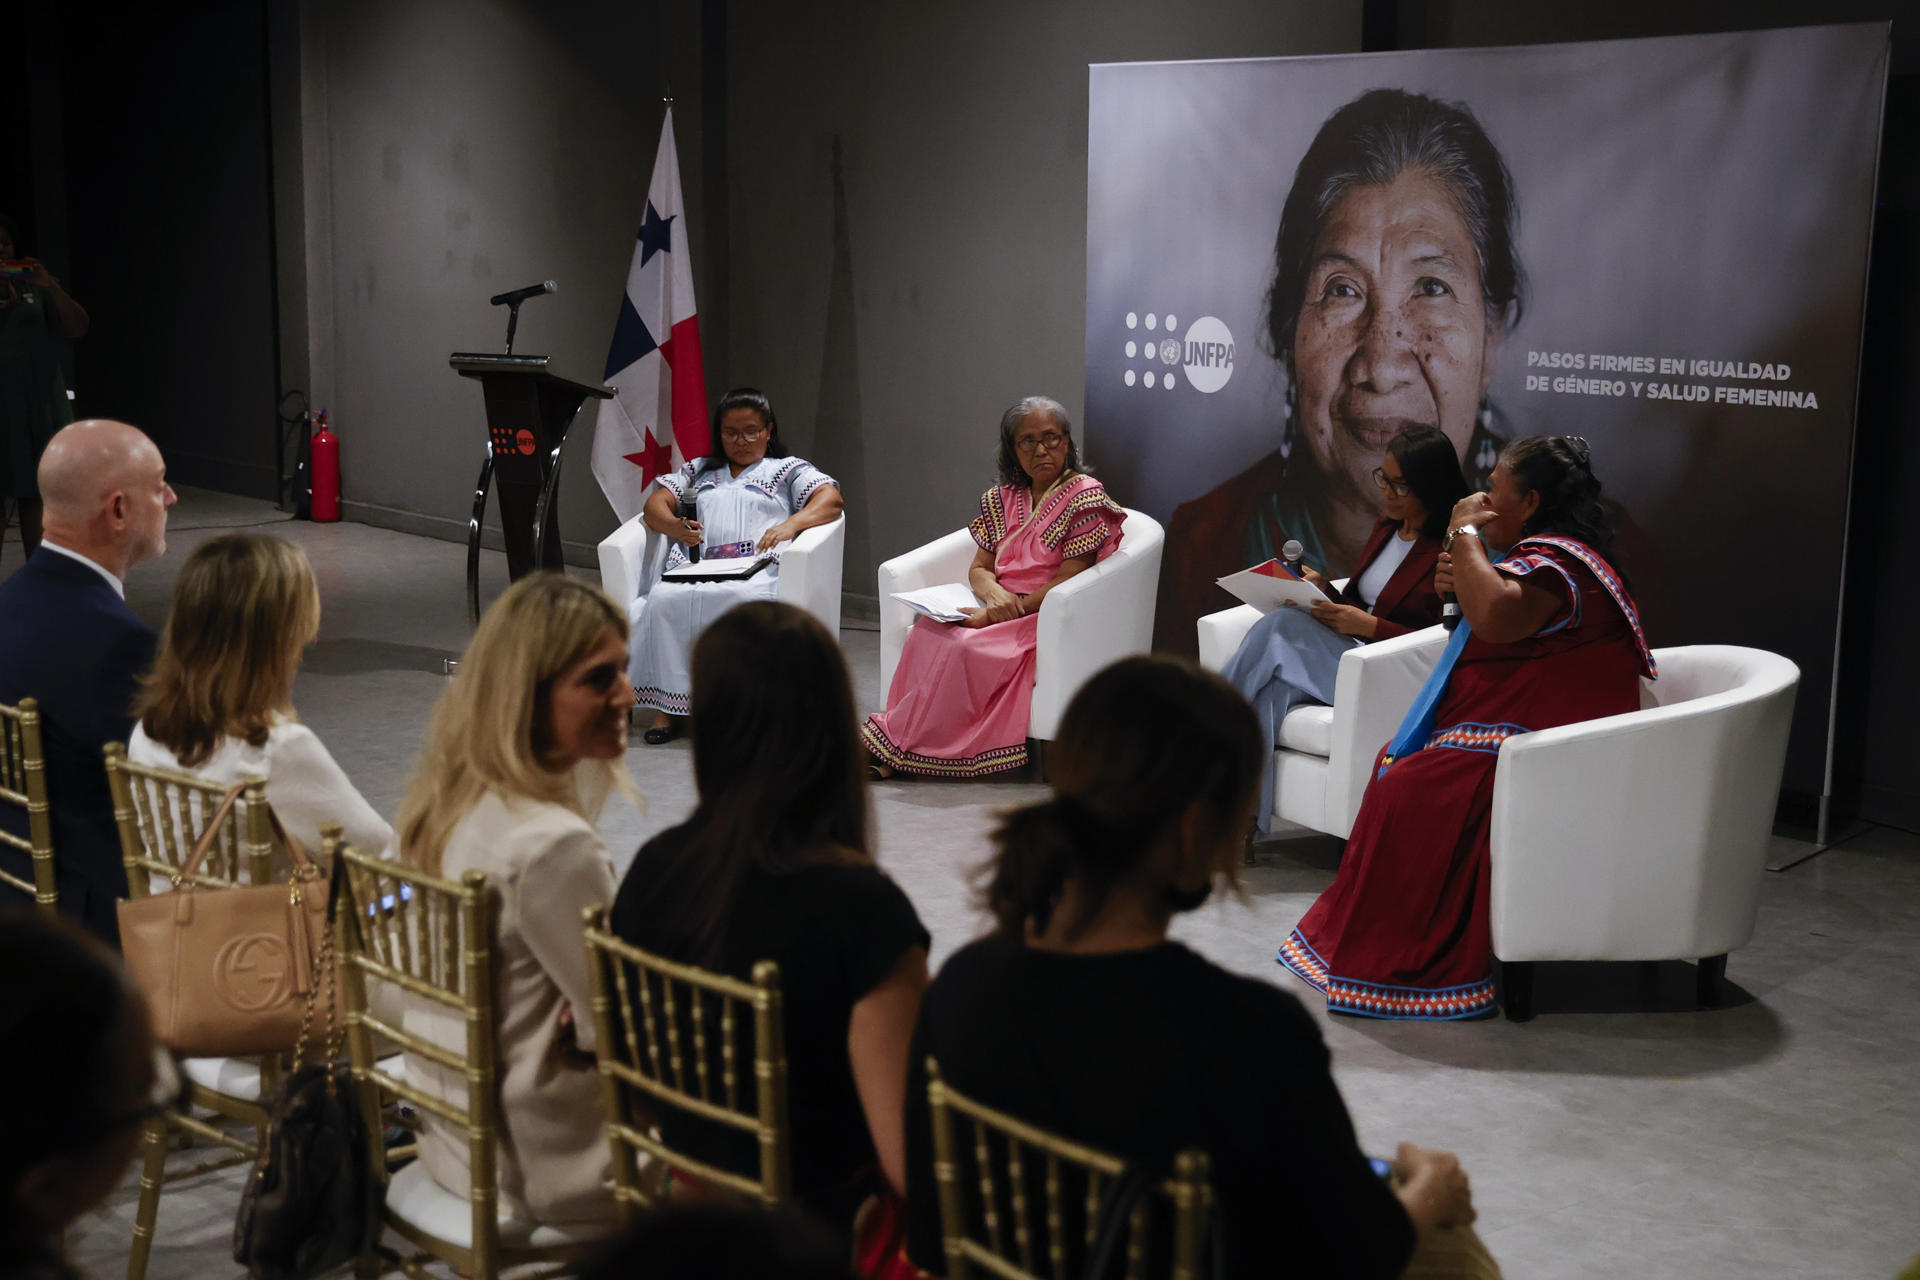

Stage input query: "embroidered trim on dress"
[
  {"left": 1496, "top": 554, "right": 1582, "bottom": 635},
  {"left": 635, "top": 684, "right": 691, "bottom": 716},
  {"left": 1038, "top": 484, "right": 1125, "bottom": 552},
  {"left": 1277, "top": 930, "right": 1495, "bottom": 1020},
  {"left": 969, "top": 487, "right": 1009, "bottom": 552},
  {"left": 1426, "top": 721, "right": 1531, "bottom": 754},
  {"left": 1510, "top": 536, "right": 1656, "bottom": 678},
  {"left": 860, "top": 719, "right": 1028, "bottom": 778}
]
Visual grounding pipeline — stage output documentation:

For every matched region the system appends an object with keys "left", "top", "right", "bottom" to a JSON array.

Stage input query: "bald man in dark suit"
[{"left": 0, "top": 420, "right": 176, "bottom": 945}]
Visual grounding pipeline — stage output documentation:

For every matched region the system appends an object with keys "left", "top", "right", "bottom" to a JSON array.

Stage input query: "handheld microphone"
[
  {"left": 1281, "top": 538, "right": 1305, "bottom": 576},
  {"left": 1441, "top": 599, "right": 1462, "bottom": 631},
  {"left": 489, "top": 280, "right": 556, "bottom": 307}
]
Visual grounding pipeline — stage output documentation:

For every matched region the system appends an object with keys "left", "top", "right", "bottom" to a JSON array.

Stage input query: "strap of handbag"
[
  {"left": 174, "top": 782, "right": 325, "bottom": 889},
  {"left": 289, "top": 852, "right": 348, "bottom": 1077}
]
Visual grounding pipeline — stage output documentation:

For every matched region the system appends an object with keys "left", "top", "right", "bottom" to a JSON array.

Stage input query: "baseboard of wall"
[
  {"left": 1856, "top": 782, "right": 1920, "bottom": 836},
  {"left": 340, "top": 500, "right": 889, "bottom": 628},
  {"left": 341, "top": 499, "right": 601, "bottom": 569}
]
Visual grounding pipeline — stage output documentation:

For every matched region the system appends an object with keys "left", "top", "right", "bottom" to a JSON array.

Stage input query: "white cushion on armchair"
[
  {"left": 1197, "top": 594, "right": 1440, "bottom": 839},
  {"left": 597, "top": 512, "right": 846, "bottom": 637},
  {"left": 1489, "top": 644, "right": 1799, "bottom": 965},
  {"left": 877, "top": 510, "right": 1164, "bottom": 742}
]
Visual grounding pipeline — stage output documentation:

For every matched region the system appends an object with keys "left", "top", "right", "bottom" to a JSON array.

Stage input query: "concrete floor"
[{"left": 9, "top": 487, "right": 1917, "bottom": 1280}]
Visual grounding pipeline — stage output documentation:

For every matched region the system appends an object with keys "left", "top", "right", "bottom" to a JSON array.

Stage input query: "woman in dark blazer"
[{"left": 1220, "top": 424, "right": 1466, "bottom": 832}]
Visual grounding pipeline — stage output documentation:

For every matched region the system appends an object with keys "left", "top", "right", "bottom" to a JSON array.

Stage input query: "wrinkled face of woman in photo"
[{"left": 1290, "top": 170, "right": 1501, "bottom": 506}]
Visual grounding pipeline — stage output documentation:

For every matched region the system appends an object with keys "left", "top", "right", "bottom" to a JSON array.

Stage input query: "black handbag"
[{"left": 233, "top": 859, "right": 377, "bottom": 1280}]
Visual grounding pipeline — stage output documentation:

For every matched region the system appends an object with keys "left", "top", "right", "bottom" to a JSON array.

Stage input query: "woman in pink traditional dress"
[
  {"left": 1278, "top": 436, "right": 1656, "bottom": 1020},
  {"left": 862, "top": 397, "right": 1127, "bottom": 779}
]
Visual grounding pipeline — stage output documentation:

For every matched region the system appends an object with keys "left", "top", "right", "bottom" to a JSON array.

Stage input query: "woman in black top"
[
  {"left": 903, "top": 655, "right": 1480, "bottom": 1279},
  {"left": 611, "top": 601, "right": 929, "bottom": 1237}
]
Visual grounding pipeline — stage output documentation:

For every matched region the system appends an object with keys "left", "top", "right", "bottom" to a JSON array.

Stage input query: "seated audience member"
[
  {"left": 903, "top": 655, "right": 1481, "bottom": 1279},
  {"left": 1, "top": 910, "right": 176, "bottom": 1280},
  {"left": 862, "top": 396, "right": 1126, "bottom": 779},
  {"left": 612, "top": 601, "right": 929, "bottom": 1239},
  {"left": 1279, "top": 436, "right": 1653, "bottom": 1020},
  {"left": 576, "top": 1204, "right": 855, "bottom": 1280},
  {"left": 1221, "top": 424, "right": 1466, "bottom": 832},
  {"left": 627, "top": 387, "right": 844, "bottom": 745},
  {"left": 129, "top": 533, "right": 392, "bottom": 859},
  {"left": 0, "top": 420, "right": 175, "bottom": 945},
  {"left": 393, "top": 573, "right": 636, "bottom": 1230}
]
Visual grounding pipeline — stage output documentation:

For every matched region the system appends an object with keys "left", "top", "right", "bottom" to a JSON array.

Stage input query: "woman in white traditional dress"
[{"left": 628, "top": 388, "right": 844, "bottom": 743}]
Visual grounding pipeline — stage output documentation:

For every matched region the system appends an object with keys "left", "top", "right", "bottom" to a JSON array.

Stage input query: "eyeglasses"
[
  {"left": 1015, "top": 432, "right": 1068, "bottom": 455},
  {"left": 1370, "top": 467, "right": 1412, "bottom": 497},
  {"left": 719, "top": 425, "right": 767, "bottom": 443}
]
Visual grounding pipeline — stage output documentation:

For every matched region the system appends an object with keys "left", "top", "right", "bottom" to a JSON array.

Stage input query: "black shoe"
[{"left": 643, "top": 725, "right": 674, "bottom": 745}]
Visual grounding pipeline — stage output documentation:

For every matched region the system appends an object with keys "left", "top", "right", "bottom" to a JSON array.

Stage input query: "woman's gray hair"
[
  {"left": 994, "top": 396, "right": 1088, "bottom": 487},
  {"left": 1263, "top": 88, "right": 1527, "bottom": 365}
]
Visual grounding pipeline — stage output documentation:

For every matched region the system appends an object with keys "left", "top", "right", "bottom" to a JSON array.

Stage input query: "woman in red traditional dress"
[
  {"left": 862, "top": 398, "right": 1127, "bottom": 779},
  {"left": 1278, "top": 435, "right": 1656, "bottom": 1019}
]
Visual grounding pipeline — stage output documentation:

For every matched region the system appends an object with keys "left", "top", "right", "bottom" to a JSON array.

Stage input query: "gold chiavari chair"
[
  {"left": 926, "top": 1058, "right": 1214, "bottom": 1280},
  {"left": 104, "top": 742, "right": 282, "bottom": 1280},
  {"left": 332, "top": 833, "right": 604, "bottom": 1280},
  {"left": 0, "top": 697, "right": 56, "bottom": 912},
  {"left": 581, "top": 908, "right": 791, "bottom": 1209}
]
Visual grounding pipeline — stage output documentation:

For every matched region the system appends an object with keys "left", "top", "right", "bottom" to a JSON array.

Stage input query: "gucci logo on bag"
[{"left": 213, "top": 935, "right": 294, "bottom": 1011}]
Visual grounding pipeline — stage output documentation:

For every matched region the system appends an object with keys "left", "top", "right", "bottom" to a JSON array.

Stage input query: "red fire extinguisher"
[{"left": 310, "top": 409, "right": 340, "bottom": 523}]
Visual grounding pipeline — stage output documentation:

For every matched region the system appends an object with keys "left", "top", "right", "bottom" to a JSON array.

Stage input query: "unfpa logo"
[
  {"left": 1181, "top": 317, "right": 1234, "bottom": 393},
  {"left": 1120, "top": 312, "right": 1234, "bottom": 394}
]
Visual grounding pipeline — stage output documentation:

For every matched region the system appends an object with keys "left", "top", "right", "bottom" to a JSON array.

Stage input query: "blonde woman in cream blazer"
[{"left": 391, "top": 573, "right": 637, "bottom": 1230}]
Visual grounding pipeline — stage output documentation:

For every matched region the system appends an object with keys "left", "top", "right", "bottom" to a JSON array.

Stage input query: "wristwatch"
[{"left": 1442, "top": 524, "right": 1481, "bottom": 554}]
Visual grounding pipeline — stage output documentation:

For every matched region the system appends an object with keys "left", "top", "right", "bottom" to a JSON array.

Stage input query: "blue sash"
[{"left": 1379, "top": 618, "right": 1474, "bottom": 775}]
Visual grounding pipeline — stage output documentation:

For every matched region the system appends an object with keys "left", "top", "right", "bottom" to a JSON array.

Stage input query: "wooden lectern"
[{"left": 450, "top": 353, "right": 613, "bottom": 626}]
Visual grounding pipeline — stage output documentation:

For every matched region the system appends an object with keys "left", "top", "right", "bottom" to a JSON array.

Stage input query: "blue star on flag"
[{"left": 636, "top": 201, "right": 675, "bottom": 267}]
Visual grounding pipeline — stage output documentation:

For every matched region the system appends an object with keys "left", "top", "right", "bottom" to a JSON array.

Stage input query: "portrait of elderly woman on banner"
[
  {"left": 625, "top": 387, "right": 844, "bottom": 744},
  {"left": 862, "top": 398, "right": 1127, "bottom": 779},
  {"left": 1158, "top": 88, "right": 1521, "bottom": 653}
]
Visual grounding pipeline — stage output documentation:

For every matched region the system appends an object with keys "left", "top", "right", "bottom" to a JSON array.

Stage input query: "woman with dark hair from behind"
[
  {"left": 1221, "top": 424, "right": 1467, "bottom": 833},
  {"left": 1279, "top": 436, "right": 1654, "bottom": 1020},
  {"left": 902, "top": 656, "right": 1486, "bottom": 1279},
  {"left": 610, "top": 601, "right": 929, "bottom": 1240},
  {"left": 1, "top": 910, "right": 171, "bottom": 1280},
  {"left": 626, "top": 387, "right": 845, "bottom": 744}
]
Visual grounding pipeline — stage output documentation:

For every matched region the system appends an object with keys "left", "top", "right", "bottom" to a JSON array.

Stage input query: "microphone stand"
[{"left": 503, "top": 300, "right": 525, "bottom": 355}]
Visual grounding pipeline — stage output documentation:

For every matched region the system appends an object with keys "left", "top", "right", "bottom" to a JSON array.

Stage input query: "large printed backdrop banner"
[{"left": 1086, "top": 23, "right": 1890, "bottom": 795}]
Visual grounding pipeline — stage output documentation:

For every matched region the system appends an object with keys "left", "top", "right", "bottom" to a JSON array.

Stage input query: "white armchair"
[
  {"left": 877, "top": 509, "right": 1164, "bottom": 742},
  {"left": 1197, "top": 601, "right": 1439, "bottom": 839},
  {"left": 1491, "top": 645, "right": 1798, "bottom": 1020},
  {"left": 597, "top": 513, "right": 846, "bottom": 637}
]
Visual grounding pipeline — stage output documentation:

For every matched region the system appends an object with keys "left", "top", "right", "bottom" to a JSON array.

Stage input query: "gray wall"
[
  {"left": 283, "top": 0, "right": 1357, "bottom": 587},
  {"left": 723, "top": 1, "right": 1360, "bottom": 597},
  {"left": 289, "top": 0, "right": 709, "bottom": 563}
]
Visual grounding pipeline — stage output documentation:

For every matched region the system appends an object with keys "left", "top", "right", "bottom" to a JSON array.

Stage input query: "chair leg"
[
  {"left": 126, "top": 1115, "right": 170, "bottom": 1280},
  {"left": 1696, "top": 954, "right": 1728, "bottom": 1008},
  {"left": 1502, "top": 962, "right": 1535, "bottom": 1023}
]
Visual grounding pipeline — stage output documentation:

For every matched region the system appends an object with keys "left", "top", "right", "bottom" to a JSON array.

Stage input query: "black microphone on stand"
[
  {"left": 489, "top": 280, "right": 557, "bottom": 307},
  {"left": 489, "top": 280, "right": 556, "bottom": 354}
]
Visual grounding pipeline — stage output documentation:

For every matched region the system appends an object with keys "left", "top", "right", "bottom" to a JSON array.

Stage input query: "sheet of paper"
[
  {"left": 1216, "top": 559, "right": 1332, "bottom": 614},
  {"left": 891, "top": 582, "right": 984, "bottom": 623},
  {"left": 662, "top": 553, "right": 772, "bottom": 581}
]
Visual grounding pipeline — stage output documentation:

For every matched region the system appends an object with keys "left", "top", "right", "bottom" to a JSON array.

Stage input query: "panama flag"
[{"left": 590, "top": 107, "right": 708, "bottom": 523}]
